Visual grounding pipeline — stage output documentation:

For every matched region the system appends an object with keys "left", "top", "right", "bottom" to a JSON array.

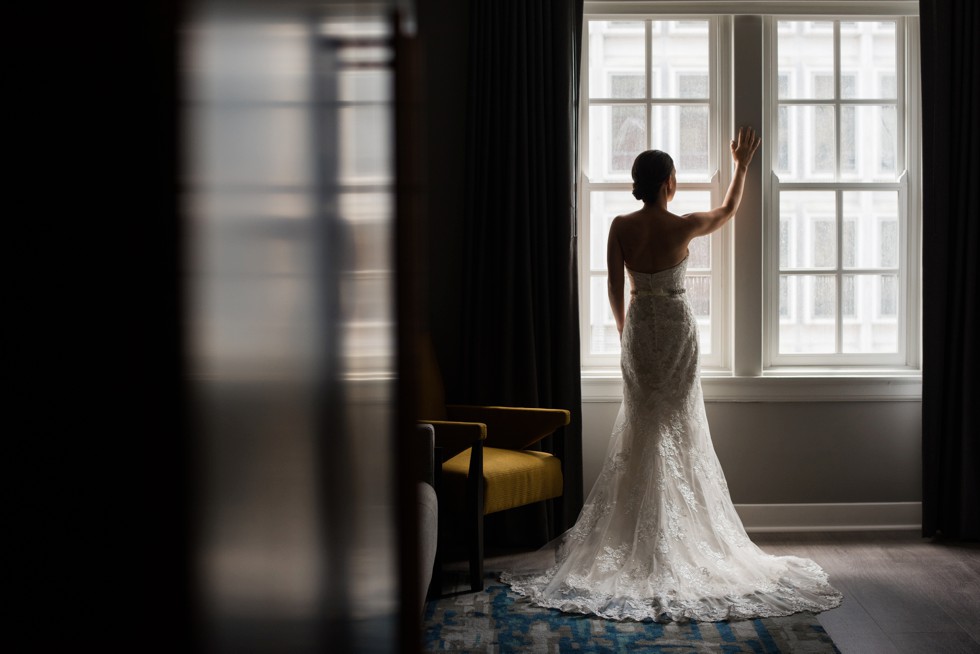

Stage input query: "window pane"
[
  {"left": 880, "top": 220, "right": 899, "bottom": 269},
  {"left": 669, "top": 190, "right": 713, "bottom": 218},
  {"left": 590, "top": 274, "right": 630, "bottom": 355},
  {"left": 776, "top": 105, "right": 835, "bottom": 181},
  {"left": 188, "top": 23, "right": 313, "bottom": 104},
  {"left": 813, "top": 219, "right": 836, "bottom": 268},
  {"left": 686, "top": 274, "right": 711, "bottom": 318},
  {"left": 842, "top": 274, "right": 856, "bottom": 318},
  {"left": 688, "top": 236, "right": 711, "bottom": 270},
  {"left": 339, "top": 105, "right": 392, "bottom": 182},
  {"left": 840, "top": 105, "right": 856, "bottom": 173},
  {"left": 590, "top": 191, "right": 640, "bottom": 271},
  {"left": 813, "top": 73, "right": 834, "bottom": 99},
  {"left": 678, "top": 73, "right": 708, "bottom": 99},
  {"left": 339, "top": 69, "right": 390, "bottom": 103},
  {"left": 194, "top": 106, "right": 313, "bottom": 187},
  {"left": 687, "top": 274, "right": 712, "bottom": 354},
  {"left": 779, "top": 191, "right": 836, "bottom": 270},
  {"left": 677, "top": 105, "right": 709, "bottom": 172},
  {"left": 842, "top": 191, "right": 900, "bottom": 269},
  {"left": 777, "top": 21, "right": 834, "bottom": 99},
  {"left": 611, "top": 75, "right": 645, "bottom": 98},
  {"left": 590, "top": 105, "right": 646, "bottom": 181},
  {"left": 842, "top": 274, "right": 899, "bottom": 352},
  {"left": 589, "top": 21, "right": 646, "bottom": 98},
  {"left": 880, "top": 73, "right": 897, "bottom": 99},
  {"left": 776, "top": 105, "right": 790, "bottom": 171},
  {"left": 840, "top": 21, "right": 897, "bottom": 99},
  {"left": 647, "top": 105, "right": 710, "bottom": 180},
  {"left": 583, "top": 18, "right": 719, "bottom": 365},
  {"left": 880, "top": 273, "right": 899, "bottom": 317},
  {"left": 779, "top": 275, "right": 837, "bottom": 353},
  {"left": 651, "top": 20, "right": 709, "bottom": 98},
  {"left": 840, "top": 105, "right": 898, "bottom": 181}
]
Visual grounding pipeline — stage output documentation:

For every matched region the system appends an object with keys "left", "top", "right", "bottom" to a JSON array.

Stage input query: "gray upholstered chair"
[{"left": 417, "top": 423, "right": 439, "bottom": 609}]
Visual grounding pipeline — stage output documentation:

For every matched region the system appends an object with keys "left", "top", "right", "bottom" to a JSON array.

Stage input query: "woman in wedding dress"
[{"left": 502, "top": 127, "right": 843, "bottom": 622}]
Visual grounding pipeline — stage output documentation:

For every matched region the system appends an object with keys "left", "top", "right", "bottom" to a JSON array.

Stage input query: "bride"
[{"left": 502, "top": 127, "right": 843, "bottom": 622}]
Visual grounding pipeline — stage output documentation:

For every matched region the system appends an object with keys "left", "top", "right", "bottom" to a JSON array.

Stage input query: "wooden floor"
[
  {"left": 470, "top": 530, "right": 980, "bottom": 653},
  {"left": 752, "top": 531, "right": 980, "bottom": 653}
]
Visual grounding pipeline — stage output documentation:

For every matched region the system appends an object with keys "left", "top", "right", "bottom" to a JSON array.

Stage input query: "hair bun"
[{"left": 632, "top": 182, "right": 654, "bottom": 203}]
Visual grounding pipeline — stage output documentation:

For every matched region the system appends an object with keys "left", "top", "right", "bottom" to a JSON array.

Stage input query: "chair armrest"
[
  {"left": 444, "top": 405, "right": 570, "bottom": 450},
  {"left": 420, "top": 420, "right": 487, "bottom": 460}
]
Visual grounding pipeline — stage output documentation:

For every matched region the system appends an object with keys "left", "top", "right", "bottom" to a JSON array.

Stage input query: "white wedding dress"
[{"left": 501, "top": 256, "right": 843, "bottom": 622}]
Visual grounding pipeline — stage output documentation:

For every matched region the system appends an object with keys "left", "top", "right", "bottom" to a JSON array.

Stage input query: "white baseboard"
[{"left": 734, "top": 502, "right": 921, "bottom": 532}]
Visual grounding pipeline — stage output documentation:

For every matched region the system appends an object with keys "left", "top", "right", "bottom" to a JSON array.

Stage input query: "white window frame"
[
  {"left": 580, "top": 14, "right": 730, "bottom": 372},
  {"left": 580, "top": 1, "right": 921, "bottom": 403},
  {"left": 765, "top": 16, "right": 915, "bottom": 367}
]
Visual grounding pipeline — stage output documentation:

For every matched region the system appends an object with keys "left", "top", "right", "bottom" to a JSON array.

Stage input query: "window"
[
  {"left": 582, "top": 18, "right": 726, "bottom": 367},
  {"left": 770, "top": 19, "right": 908, "bottom": 364},
  {"left": 185, "top": 18, "right": 395, "bottom": 376},
  {"left": 580, "top": 5, "right": 920, "bottom": 383}
]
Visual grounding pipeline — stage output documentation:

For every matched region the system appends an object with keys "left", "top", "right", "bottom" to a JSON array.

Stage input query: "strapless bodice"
[{"left": 627, "top": 255, "right": 688, "bottom": 298}]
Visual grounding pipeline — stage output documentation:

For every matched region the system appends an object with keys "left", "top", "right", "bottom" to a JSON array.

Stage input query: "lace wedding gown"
[{"left": 502, "top": 256, "right": 843, "bottom": 622}]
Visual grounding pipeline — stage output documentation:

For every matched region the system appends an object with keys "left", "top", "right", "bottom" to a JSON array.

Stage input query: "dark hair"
[{"left": 631, "top": 150, "right": 674, "bottom": 203}]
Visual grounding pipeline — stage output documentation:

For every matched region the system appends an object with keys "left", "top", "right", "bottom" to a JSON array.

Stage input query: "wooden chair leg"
[
  {"left": 552, "top": 494, "right": 565, "bottom": 539},
  {"left": 469, "top": 510, "right": 484, "bottom": 592},
  {"left": 428, "top": 545, "right": 443, "bottom": 601}
]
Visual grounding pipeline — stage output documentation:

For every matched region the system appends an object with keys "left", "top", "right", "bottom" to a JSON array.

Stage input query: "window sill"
[{"left": 581, "top": 368, "right": 922, "bottom": 402}]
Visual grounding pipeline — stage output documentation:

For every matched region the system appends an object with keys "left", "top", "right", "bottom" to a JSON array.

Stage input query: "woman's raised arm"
[{"left": 683, "top": 126, "right": 762, "bottom": 238}]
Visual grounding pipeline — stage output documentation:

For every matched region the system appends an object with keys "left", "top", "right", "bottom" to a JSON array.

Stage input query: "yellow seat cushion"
[{"left": 442, "top": 447, "right": 563, "bottom": 515}]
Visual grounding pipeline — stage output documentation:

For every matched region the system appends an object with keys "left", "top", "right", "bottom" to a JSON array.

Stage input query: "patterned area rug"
[{"left": 423, "top": 576, "right": 839, "bottom": 653}]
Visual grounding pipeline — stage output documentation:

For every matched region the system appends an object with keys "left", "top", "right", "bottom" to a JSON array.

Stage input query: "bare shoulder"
[
  {"left": 607, "top": 213, "right": 632, "bottom": 238},
  {"left": 610, "top": 209, "right": 645, "bottom": 230},
  {"left": 611, "top": 211, "right": 640, "bottom": 225}
]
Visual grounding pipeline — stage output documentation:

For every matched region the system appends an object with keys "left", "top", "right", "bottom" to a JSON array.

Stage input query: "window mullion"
[
  {"left": 712, "top": 15, "right": 729, "bottom": 368},
  {"left": 834, "top": 21, "right": 841, "bottom": 182},
  {"left": 646, "top": 20, "right": 653, "bottom": 149},
  {"left": 732, "top": 15, "right": 765, "bottom": 376},
  {"left": 836, "top": 189, "right": 844, "bottom": 354},
  {"left": 834, "top": 22, "right": 843, "bottom": 354},
  {"left": 903, "top": 18, "right": 921, "bottom": 369}
]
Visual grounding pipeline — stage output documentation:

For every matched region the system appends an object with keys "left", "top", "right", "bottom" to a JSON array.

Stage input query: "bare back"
[
  {"left": 610, "top": 207, "right": 695, "bottom": 274},
  {"left": 606, "top": 127, "right": 761, "bottom": 338}
]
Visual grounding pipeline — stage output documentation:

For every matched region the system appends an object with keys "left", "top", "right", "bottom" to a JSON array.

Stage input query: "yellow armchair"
[{"left": 418, "top": 337, "right": 570, "bottom": 593}]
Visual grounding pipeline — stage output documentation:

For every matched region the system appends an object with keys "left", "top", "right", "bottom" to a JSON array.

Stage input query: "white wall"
[{"left": 581, "top": 399, "right": 921, "bottom": 505}]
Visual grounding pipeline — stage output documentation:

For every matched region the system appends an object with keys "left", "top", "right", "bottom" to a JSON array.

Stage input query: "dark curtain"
[
  {"left": 456, "top": 0, "right": 585, "bottom": 543},
  {"left": 920, "top": 0, "right": 980, "bottom": 540}
]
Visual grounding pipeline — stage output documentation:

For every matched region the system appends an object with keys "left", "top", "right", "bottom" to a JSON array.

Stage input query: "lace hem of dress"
[{"left": 499, "top": 569, "right": 843, "bottom": 623}]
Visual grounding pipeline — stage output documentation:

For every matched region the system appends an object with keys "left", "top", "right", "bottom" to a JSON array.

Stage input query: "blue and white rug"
[{"left": 424, "top": 577, "right": 839, "bottom": 653}]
